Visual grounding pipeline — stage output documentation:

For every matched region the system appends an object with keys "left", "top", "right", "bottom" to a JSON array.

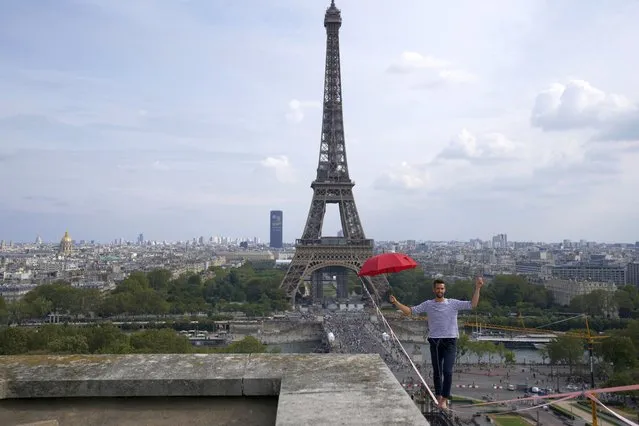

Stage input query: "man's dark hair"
[{"left": 433, "top": 279, "right": 445, "bottom": 288}]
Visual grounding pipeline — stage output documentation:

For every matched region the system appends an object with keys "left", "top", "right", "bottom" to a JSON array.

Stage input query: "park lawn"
[{"left": 493, "top": 415, "right": 531, "bottom": 426}]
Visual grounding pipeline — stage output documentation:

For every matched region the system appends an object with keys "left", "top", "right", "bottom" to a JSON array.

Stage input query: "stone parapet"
[{"left": 0, "top": 353, "right": 428, "bottom": 426}]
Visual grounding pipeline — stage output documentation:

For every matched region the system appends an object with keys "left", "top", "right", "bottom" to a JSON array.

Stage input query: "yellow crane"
[
  {"left": 464, "top": 316, "right": 607, "bottom": 340},
  {"left": 464, "top": 314, "right": 605, "bottom": 426}
]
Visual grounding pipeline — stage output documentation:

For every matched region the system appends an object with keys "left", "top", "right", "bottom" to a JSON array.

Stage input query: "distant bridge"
[
  {"left": 473, "top": 334, "right": 557, "bottom": 343},
  {"left": 471, "top": 333, "right": 557, "bottom": 349}
]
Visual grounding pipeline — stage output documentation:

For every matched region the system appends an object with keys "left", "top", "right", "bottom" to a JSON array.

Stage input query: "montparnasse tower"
[{"left": 59, "top": 231, "right": 73, "bottom": 255}]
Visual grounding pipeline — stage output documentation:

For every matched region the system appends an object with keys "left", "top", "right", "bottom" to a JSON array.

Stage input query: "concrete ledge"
[{"left": 0, "top": 354, "right": 427, "bottom": 425}]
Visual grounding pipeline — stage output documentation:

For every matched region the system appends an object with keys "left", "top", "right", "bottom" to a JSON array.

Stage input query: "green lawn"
[{"left": 493, "top": 415, "right": 530, "bottom": 426}]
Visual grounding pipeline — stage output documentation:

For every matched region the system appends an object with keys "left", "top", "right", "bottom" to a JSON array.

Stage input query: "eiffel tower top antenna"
[{"left": 325, "top": 1, "right": 341, "bottom": 27}]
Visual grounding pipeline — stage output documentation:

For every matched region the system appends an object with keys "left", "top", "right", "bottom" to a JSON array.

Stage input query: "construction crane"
[
  {"left": 465, "top": 314, "right": 604, "bottom": 426},
  {"left": 463, "top": 314, "right": 608, "bottom": 341}
]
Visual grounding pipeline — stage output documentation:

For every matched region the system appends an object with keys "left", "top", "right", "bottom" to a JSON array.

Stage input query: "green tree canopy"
[
  {"left": 546, "top": 335, "right": 584, "bottom": 374},
  {"left": 597, "top": 335, "right": 636, "bottom": 373},
  {"left": 0, "top": 296, "right": 8, "bottom": 325}
]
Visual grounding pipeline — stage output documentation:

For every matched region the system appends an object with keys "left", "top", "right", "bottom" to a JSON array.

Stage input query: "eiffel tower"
[{"left": 280, "top": 0, "right": 389, "bottom": 304}]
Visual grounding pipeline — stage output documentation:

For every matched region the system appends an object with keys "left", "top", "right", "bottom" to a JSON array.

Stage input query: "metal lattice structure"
[{"left": 280, "top": 1, "right": 389, "bottom": 304}]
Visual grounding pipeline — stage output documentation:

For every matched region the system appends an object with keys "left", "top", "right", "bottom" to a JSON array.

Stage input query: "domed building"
[{"left": 59, "top": 231, "right": 73, "bottom": 255}]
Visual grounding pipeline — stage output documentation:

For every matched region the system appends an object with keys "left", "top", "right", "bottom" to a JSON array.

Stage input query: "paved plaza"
[{"left": 396, "top": 363, "right": 599, "bottom": 425}]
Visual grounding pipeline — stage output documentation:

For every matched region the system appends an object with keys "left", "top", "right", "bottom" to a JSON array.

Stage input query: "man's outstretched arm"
[
  {"left": 389, "top": 295, "right": 412, "bottom": 316},
  {"left": 471, "top": 276, "right": 484, "bottom": 308}
]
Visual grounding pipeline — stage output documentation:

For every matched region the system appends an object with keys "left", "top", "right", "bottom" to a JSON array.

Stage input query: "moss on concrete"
[{"left": 0, "top": 353, "right": 428, "bottom": 425}]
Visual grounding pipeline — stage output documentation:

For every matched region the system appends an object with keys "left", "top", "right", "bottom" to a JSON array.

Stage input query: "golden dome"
[{"left": 61, "top": 231, "right": 72, "bottom": 243}]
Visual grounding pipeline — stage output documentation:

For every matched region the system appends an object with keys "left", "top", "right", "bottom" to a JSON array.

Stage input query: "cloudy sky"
[{"left": 1, "top": 0, "right": 638, "bottom": 244}]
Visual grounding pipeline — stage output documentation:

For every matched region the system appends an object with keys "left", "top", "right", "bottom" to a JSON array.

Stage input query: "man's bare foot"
[
  {"left": 438, "top": 399, "right": 449, "bottom": 410},
  {"left": 436, "top": 396, "right": 443, "bottom": 407}
]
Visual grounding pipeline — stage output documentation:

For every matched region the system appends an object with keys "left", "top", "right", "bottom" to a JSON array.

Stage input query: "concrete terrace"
[{"left": 0, "top": 353, "right": 429, "bottom": 426}]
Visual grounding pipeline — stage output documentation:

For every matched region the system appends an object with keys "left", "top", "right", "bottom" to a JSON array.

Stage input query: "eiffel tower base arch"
[
  {"left": 309, "top": 266, "right": 349, "bottom": 302},
  {"left": 281, "top": 242, "right": 389, "bottom": 305}
]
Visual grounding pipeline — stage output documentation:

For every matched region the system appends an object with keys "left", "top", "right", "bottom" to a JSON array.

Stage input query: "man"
[{"left": 390, "top": 277, "right": 483, "bottom": 410}]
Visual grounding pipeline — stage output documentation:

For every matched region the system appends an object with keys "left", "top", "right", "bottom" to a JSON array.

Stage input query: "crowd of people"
[{"left": 323, "top": 311, "right": 416, "bottom": 375}]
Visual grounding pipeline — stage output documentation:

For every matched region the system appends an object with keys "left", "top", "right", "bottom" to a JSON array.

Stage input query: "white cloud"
[
  {"left": 531, "top": 80, "right": 636, "bottom": 131},
  {"left": 374, "top": 128, "right": 597, "bottom": 199},
  {"left": 374, "top": 161, "right": 429, "bottom": 191},
  {"left": 437, "top": 129, "right": 521, "bottom": 161},
  {"left": 285, "top": 99, "right": 321, "bottom": 123},
  {"left": 387, "top": 51, "right": 450, "bottom": 73},
  {"left": 437, "top": 69, "right": 476, "bottom": 84},
  {"left": 386, "top": 51, "right": 476, "bottom": 88},
  {"left": 260, "top": 155, "right": 296, "bottom": 183}
]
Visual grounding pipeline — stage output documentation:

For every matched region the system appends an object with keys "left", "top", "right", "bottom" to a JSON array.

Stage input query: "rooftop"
[{"left": 0, "top": 353, "right": 429, "bottom": 426}]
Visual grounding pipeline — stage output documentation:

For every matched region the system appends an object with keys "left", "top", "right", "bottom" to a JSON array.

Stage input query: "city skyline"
[
  {"left": 2, "top": 229, "right": 638, "bottom": 246},
  {"left": 1, "top": 0, "right": 639, "bottom": 243}
]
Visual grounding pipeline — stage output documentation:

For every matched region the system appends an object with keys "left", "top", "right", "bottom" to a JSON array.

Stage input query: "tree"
[
  {"left": 245, "top": 278, "right": 264, "bottom": 303},
  {"left": 220, "top": 336, "right": 268, "bottom": 353},
  {"left": 21, "top": 282, "right": 99, "bottom": 319},
  {"left": 113, "top": 274, "right": 148, "bottom": 294},
  {"left": 8, "top": 300, "right": 31, "bottom": 324},
  {"left": 445, "top": 280, "right": 473, "bottom": 301},
  {"left": 147, "top": 269, "right": 172, "bottom": 292},
  {"left": 11, "top": 266, "right": 293, "bottom": 322},
  {"left": 27, "top": 324, "right": 71, "bottom": 352},
  {"left": 129, "top": 329, "right": 193, "bottom": 353},
  {"left": 456, "top": 333, "right": 470, "bottom": 364},
  {"left": 128, "top": 271, "right": 151, "bottom": 288},
  {"left": 597, "top": 335, "right": 636, "bottom": 373},
  {"left": 466, "top": 340, "right": 493, "bottom": 364},
  {"left": 615, "top": 293, "right": 635, "bottom": 318},
  {"left": 22, "top": 282, "right": 64, "bottom": 312},
  {"left": 539, "top": 346, "right": 549, "bottom": 365},
  {"left": 101, "top": 276, "right": 170, "bottom": 316},
  {"left": 68, "top": 289, "right": 101, "bottom": 318},
  {"left": 606, "top": 369, "right": 639, "bottom": 397},
  {"left": 546, "top": 335, "right": 584, "bottom": 374},
  {"left": 615, "top": 285, "right": 639, "bottom": 318},
  {"left": 496, "top": 343, "right": 506, "bottom": 364},
  {"left": 492, "top": 275, "right": 526, "bottom": 306},
  {"left": 386, "top": 268, "right": 428, "bottom": 306},
  {"left": 484, "top": 341, "right": 497, "bottom": 364},
  {"left": 0, "top": 296, "right": 8, "bottom": 325},
  {"left": 0, "top": 327, "right": 30, "bottom": 354},
  {"left": 85, "top": 324, "right": 131, "bottom": 354},
  {"left": 47, "top": 335, "right": 89, "bottom": 354},
  {"left": 135, "top": 289, "right": 170, "bottom": 315}
]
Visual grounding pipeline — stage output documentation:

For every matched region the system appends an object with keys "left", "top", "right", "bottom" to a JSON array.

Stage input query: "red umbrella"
[{"left": 358, "top": 252, "right": 418, "bottom": 276}]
